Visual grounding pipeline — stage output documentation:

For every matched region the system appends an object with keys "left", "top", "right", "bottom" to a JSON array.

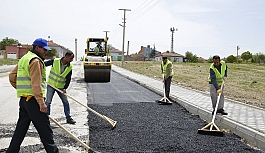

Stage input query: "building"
[
  {"left": 155, "top": 51, "right": 185, "bottom": 62},
  {"left": 0, "top": 50, "right": 5, "bottom": 58},
  {"left": 48, "top": 40, "right": 70, "bottom": 58},
  {"left": 110, "top": 49, "right": 122, "bottom": 61},
  {"left": 4, "top": 40, "right": 71, "bottom": 59},
  {"left": 5, "top": 44, "right": 30, "bottom": 59}
]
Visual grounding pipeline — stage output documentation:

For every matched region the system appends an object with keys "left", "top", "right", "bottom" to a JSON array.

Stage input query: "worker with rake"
[
  {"left": 7, "top": 38, "right": 59, "bottom": 152},
  {"left": 208, "top": 55, "right": 228, "bottom": 115},
  {"left": 161, "top": 56, "right": 174, "bottom": 102},
  {"left": 45, "top": 51, "right": 76, "bottom": 124}
]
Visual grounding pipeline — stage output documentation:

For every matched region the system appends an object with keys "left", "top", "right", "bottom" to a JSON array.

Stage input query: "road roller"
[{"left": 83, "top": 37, "right": 112, "bottom": 82}]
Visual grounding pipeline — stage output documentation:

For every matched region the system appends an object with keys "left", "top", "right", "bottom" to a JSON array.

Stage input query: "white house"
[
  {"left": 155, "top": 51, "right": 184, "bottom": 62},
  {"left": 110, "top": 49, "right": 122, "bottom": 61},
  {"left": 48, "top": 40, "right": 70, "bottom": 58}
]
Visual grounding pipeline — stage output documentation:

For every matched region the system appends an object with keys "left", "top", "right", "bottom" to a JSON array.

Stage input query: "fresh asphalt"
[{"left": 87, "top": 71, "right": 256, "bottom": 153}]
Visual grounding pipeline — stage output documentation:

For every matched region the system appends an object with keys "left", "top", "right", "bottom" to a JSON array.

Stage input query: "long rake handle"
[
  {"left": 46, "top": 82, "right": 117, "bottom": 128},
  {"left": 211, "top": 80, "right": 225, "bottom": 123},
  {"left": 200, "top": 80, "right": 225, "bottom": 131},
  {"left": 48, "top": 116, "right": 94, "bottom": 152}
]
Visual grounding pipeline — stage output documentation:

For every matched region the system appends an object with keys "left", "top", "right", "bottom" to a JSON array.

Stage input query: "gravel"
[{"left": 88, "top": 102, "right": 257, "bottom": 153}]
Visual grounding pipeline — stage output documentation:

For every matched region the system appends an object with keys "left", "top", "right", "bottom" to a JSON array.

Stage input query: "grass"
[
  {"left": 113, "top": 61, "right": 265, "bottom": 109},
  {"left": 0, "top": 58, "right": 19, "bottom": 66}
]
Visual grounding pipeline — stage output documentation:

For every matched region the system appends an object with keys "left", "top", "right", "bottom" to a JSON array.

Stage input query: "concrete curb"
[
  {"left": 112, "top": 68, "right": 265, "bottom": 151},
  {"left": 0, "top": 65, "right": 16, "bottom": 73}
]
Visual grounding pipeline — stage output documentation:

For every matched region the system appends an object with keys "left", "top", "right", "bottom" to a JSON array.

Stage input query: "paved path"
[{"left": 112, "top": 64, "right": 265, "bottom": 151}]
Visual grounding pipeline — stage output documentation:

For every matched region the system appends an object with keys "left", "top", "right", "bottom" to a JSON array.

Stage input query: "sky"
[{"left": 1, "top": 0, "right": 265, "bottom": 60}]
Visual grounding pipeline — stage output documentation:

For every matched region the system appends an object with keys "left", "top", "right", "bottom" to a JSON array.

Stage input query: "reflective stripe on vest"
[
  {"left": 48, "top": 58, "right": 72, "bottom": 88},
  {"left": 208, "top": 60, "right": 226, "bottom": 86},
  {"left": 161, "top": 59, "right": 174, "bottom": 77},
  {"left": 16, "top": 51, "right": 46, "bottom": 97}
]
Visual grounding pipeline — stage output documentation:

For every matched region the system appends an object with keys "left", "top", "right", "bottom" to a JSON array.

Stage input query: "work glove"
[
  {"left": 217, "top": 89, "right": 222, "bottom": 95},
  {"left": 222, "top": 76, "right": 227, "bottom": 81}
]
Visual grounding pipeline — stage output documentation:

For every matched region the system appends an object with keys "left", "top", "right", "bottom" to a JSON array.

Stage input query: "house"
[
  {"left": 110, "top": 49, "right": 123, "bottom": 61},
  {"left": 5, "top": 44, "right": 31, "bottom": 59},
  {"left": 198, "top": 57, "right": 207, "bottom": 62},
  {"left": 48, "top": 40, "right": 70, "bottom": 58},
  {"left": 155, "top": 51, "right": 184, "bottom": 62},
  {"left": 4, "top": 40, "right": 71, "bottom": 59},
  {"left": 0, "top": 50, "right": 5, "bottom": 58},
  {"left": 131, "top": 45, "right": 160, "bottom": 61}
]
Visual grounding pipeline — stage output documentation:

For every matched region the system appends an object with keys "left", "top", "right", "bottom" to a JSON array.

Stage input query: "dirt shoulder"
[{"left": 113, "top": 61, "right": 265, "bottom": 109}]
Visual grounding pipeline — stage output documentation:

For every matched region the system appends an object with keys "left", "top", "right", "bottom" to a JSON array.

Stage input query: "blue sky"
[{"left": 1, "top": 0, "right": 265, "bottom": 59}]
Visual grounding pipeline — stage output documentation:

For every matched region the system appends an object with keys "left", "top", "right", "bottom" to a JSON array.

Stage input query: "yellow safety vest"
[
  {"left": 48, "top": 58, "right": 72, "bottom": 88},
  {"left": 16, "top": 51, "right": 46, "bottom": 97},
  {"left": 208, "top": 60, "right": 226, "bottom": 86},
  {"left": 161, "top": 59, "right": 174, "bottom": 77}
]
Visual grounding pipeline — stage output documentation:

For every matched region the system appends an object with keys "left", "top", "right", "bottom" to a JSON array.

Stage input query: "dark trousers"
[
  {"left": 164, "top": 76, "right": 172, "bottom": 98},
  {"left": 7, "top": 97, "right": 58, "bottom": 153}
]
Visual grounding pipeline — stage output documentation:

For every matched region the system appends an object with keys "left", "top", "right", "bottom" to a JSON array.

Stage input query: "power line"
[
  {"left": 127, "top": 0, "right": 153, "bottom": 18},
  {"left": 127, "top": 0, "right": 162, "bottom": 24}
]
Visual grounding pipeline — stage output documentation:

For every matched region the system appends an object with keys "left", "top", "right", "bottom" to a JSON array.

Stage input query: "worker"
[
  {"left": 45, "top": 51, "right": 76, "bottom": 124},
  {"left": 94, "top": 42, "right": 103, "bottom": 54},
  {"left": 208, "top": 55, "right": 228, "bottom": 115},
  {"left": 161, "top": 56, "right": 174, "bottom": 102},
  {"left": 7, "top": 38, "right": 59, "bottom": 153}
]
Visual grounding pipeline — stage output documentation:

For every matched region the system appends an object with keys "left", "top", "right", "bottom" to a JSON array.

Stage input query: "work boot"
[
  {"left": 217, "top": 109, "right": 228, "bottom": 115},
  {"left": 66, "top": 117, "right": 76, "bottom": 124}
]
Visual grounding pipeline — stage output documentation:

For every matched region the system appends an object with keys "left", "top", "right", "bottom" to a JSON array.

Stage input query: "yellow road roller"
[{"left": 83, "top": 37, "right": 112, "bottom": 82}]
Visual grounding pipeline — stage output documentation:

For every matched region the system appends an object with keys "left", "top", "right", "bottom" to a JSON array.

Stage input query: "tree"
[
  {"left": 108, "top": 44, "right": 116, "bottom": 51},
  {"left": 150, "top": 45, "right": 156, "bottom": 58},
  {"left": 185, "top": 51, "right": 193, "bottom": 62},
  {"left": 0, "top": 37, "right": 19, "bottom": 50},
  {"left": 45, "top": 48, "right": 57, "bottom": 57},
  {"left": 226, "top": 55, "right": 237, "bottom": 63},
  {"left": 241, "top": 51, "right": 252, "bottom": 63},
  {"left": 192, "top": 54, "right": 198, "bottom": 63},
  {"left": 258, "top": 54, "right": 265, "bottom": 63},
  {"left": 185, "top": 51, "right": 198, "bottom": 63},
  {"left": 207, "top": 56, "right": 213, "bottom": 63}
]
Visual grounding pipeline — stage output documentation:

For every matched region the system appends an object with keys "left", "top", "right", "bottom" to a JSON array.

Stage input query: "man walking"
[
  {"left": 7, "top": 38, "right": 59, "bottom": 153},
  {"left": 45, "top": 51, "right": 76, "bottom": 124},
  {"left": 208, "top": 55, "right": 228, "bottom": 115},
  {"left": 161, "top": 56, "right": 174, "bottom": 102}
]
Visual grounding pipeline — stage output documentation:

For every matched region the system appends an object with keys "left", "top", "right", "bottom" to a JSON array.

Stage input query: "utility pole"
[
  {"left": 237, "top": 45, "right": 240, "bottom": 63},
  {"left": 127, "top": 41, "right": 129, "bottom": 56},
  {"left": 170, "top": 27, "right": 178, "bottom": 52},
  {"left": 75, "top": 38, "right": 77, "bottom": 61},
  {"left": 119, "top": 8, "right": 131, "bottom": 68},
  {"left": 103, "top": 31, "right": 110, "bottom": 39}
]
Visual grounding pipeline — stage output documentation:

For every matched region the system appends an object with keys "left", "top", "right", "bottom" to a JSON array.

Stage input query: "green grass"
[{"left": 0, "top": 58, "right": 19, "bottom": 66}]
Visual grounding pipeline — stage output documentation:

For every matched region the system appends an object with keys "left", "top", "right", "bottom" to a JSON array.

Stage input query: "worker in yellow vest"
[
  {"left": 161, "top": 56, "right": 174, "bottom": 101},
  {"left": 45, "top": 51, "right": 76, "bottom": 124},
  {"left": 7, "top": 38, "right": 58, "bottom": 153},
  {"left": 208, "top": 55, "right": 228, "bottom": 115},
  {"left": 94, "top": 42, "right": 103, "bottom": 55}
]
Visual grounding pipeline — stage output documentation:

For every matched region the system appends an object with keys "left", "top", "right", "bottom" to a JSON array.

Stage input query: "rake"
[
  {"left": 49, "top": 116, "right": 100, "bottom": 153},
  {"left": 198, "top": 81, "right": 225, "bottom": 136},
  {"left": 47, "top": 82, "right": 117, "bottom": 129}
]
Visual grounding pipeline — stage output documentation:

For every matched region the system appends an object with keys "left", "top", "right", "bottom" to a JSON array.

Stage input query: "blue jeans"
[{"left": 46, "top": 85, "right": 71, "bottom": 119}]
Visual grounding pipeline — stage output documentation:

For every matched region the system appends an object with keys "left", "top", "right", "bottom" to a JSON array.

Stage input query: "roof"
[
  {"left": 110, "top": 49, "right": 122, "bottom": 53},
  {"left": 156, "top": 51, "right": 184, "bottom": 57},
  {"left": 48, "top": 41, "right": 61, "bottom": 47}
]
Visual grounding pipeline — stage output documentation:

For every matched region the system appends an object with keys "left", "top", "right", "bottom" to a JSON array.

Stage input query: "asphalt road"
[
  {"left": 87, "top": 72, "right": 256, "bottom": 153},
  {"left": 0, "top": 62, "right": 258, "bottom": 152}
]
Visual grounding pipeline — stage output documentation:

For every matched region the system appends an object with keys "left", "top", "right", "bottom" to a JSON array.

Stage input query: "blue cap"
[{"left": 32, "top": 38, "right": 51, "bottom": 50}]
